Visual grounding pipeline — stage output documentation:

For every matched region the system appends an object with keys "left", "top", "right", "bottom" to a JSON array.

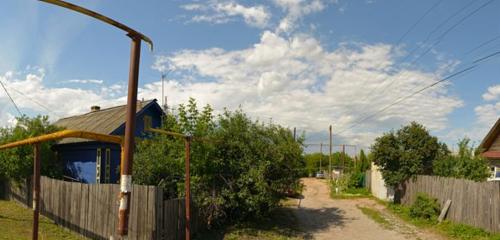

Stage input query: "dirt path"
[{"left": 289, "top": 178, "right": 444, "bottom": 240}]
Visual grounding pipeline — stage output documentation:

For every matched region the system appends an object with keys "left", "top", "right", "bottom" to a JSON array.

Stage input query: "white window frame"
[
  {"left": 105, "top": 149, "right": 111, "bottom": 183},
  {"left": 96, "top": 148, "right": 102, "bottom": 183},
  {"left": 491, "top": 166, "right": 500, "bottom": 181}
]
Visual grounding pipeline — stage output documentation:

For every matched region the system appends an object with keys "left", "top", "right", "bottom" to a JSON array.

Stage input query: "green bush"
[
  {"left": 134, "top": 98, "right": 304, "bottom": 225},
  {"left": 409, "top": 193, "right": 440, "bottom": 220},
  {"left": 348, "top": 172, "right": 364, "bottom": 188}
]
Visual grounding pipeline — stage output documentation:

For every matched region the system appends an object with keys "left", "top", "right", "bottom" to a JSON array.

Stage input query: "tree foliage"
[
  {"left": 134, "top": 98, "right": 304, "bottom": 225},
  {"left": 371, "top": 122, "right": 447, "bottom": 187},
  {"left": 357, "top": 149, "right": 371, "bottom": 172},
  {"left": 303, "top": 152, "right": 354, "bottom": 176},
  {"left": 433, "top": 138, "right": 490, "bottom": 182},
  {"left": 0, "top": 115, "right": 63, "bottom": 181}
]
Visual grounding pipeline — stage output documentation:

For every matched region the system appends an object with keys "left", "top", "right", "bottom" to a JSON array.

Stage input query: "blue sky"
[{"left": 0, "top": 0, "right": 499, "bottom": 151}]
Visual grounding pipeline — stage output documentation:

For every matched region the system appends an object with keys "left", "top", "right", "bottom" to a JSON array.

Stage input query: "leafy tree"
[
  {"left": 357, "top": 149, "right": 371, "bottom": 172},
  {"left": 134, "top": 98, "right": 304, "bottom": 225},
  {"left": 0, "top": 115, "right": 63, "bottom": 181},
  {"left": 371, "top": 122, "right": 445, "bottom": 188},
  {"left": 433, "top": 138, "right": 490, "bottom": 181},
  {"left": 304, "top": 153, "right": 327, "bottom": 175}
]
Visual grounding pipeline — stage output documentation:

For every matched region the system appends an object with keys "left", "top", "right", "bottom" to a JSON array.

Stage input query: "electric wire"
[
  {"left": 336, "top": 49, "right": 500, "bottom": 135},
  {"left": 359, "top": 0, "right": 495, "bottom": 110},
  {"left": 6, "top": 86, "right": 63, "bottom": 118},
  {"left": 395, "top": 0, "right": 444, "bottom": 46},
  {"left": 0, "top": 80, "right": 23, "bottom": 117}
]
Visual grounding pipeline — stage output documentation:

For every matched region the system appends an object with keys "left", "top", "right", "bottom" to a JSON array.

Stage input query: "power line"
[
  {"left": 402, "top": 0, "right": 477, "bottom": 63},
  {"left": 6, "top": 86, "right": 62, "bottom": 118},
  {"left": 395, "top": 0, "right": 444, "bottom": 45},
  {"left": 0, "top": 79, "right": 23, "bottom": 117},
  {"left": 360, "top": 0, "right": 495, "bottom": 110},
  {"left": 336, "top": 49, "right": 500, "bottom": 135},
  {"left": 463, "top": 34, "right": 500, "bottom": 56},
  {"left": 337, "top": 65, "right": 477, "bottom": 135},
  {"left": 406, "top": 0, "right": 495, "bottom": 65}
]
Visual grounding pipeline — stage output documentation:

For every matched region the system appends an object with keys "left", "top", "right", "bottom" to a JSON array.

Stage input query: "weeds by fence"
[
  {"left": 2, "top": 176, "right": 205, "bottom": 240},
  {"left": 401, "top": 175, "right": 500, "bottom": 233}
]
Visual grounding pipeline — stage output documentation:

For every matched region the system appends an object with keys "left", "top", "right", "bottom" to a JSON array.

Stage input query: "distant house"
[
  {"left": 479, "top": 118, "right": 500, "bottom": 181},
  {"left": 53, "top": 99, "right": 163, "bottom": 183}
]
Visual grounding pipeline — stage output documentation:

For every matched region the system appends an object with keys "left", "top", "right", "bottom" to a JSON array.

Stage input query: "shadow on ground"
[
  {"left": 194, "top": 205, "right": 350, "bottom": 240},
  {"left": 290, "top": 206, "right": 351, "bottom": 239}
]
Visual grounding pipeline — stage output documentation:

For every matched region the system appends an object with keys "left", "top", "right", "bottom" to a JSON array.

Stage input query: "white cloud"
[
  {"left": 273, "top": 0, "right": 328, "bottom": 33},
  {"left": 181, "top": 1, "right": 271, "bottom": 28},
  {"left": 475, "top": 102, "right": 499, "bottom": 127},
  {"left": 65, "top": 79, "right": 104, "bottom": 84},
  {"left": 482, "top": 84, "right": 500, "bottom": 101},
  {"left": 0, "top": 111, "right": 17, "bottom": 128},
  {"left": 444, "top": 84, "right": 500, "bottom": 145},
  {"left": 0, "top": 71, "right": 123, "bottom": 121},
  {"left": 150, "top": 31, "right": 462, "bottom": 147}
]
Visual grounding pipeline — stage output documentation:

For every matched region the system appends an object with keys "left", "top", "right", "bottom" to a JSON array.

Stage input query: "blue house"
[{"left": 53, "top": 99, "right": 163, "bottom": 183}]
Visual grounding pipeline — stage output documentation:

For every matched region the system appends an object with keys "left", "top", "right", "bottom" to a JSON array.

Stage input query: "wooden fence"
[
  {"left": 401, "top": 175, "right": 500, "bottom": 233},
  {"left": 2, "top": 176, "right": 205, "bottom": 240}
]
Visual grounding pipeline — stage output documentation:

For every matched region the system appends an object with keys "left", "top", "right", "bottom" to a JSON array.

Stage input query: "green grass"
[
  {"left": 357, "top": 206, "right": 393, "bottom": 229},
  {"left": 195, "top": 208, "right": 303, "bottom": 240},
  {"left": 387, "top": 203, "right": 500, "bottom": 240},
  {"left": 0, "top": 200, "right": 86, "bottom": 240},
  {"left": 330, "top": 187, "right": 372, "bottom": 199}
]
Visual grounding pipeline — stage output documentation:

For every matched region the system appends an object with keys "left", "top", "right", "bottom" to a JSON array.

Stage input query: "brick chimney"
[{"left": 90, "top": 106, "right": 101, "bottom": 112}]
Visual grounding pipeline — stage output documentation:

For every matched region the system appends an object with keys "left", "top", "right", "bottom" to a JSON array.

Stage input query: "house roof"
[
  {"left": 479, "top": 118, "right": 500, "bottom": 152},
  {"left": 54, "top": 99, "right": 159, "bottom": 144}
]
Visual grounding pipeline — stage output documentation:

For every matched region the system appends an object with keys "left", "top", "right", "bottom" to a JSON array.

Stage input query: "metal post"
[
  {"left": 329, "top": 125, "right": 332, "bottom": 179},
  {"left": 32, "top": 143, "right": 41, "bottom": 240},
  {"left": 185, "top": 136, "right": 192, "bottom": 240},
  {"left": 118, "top": 35, "right": 141, "bottom": 238},
  {"left": 161, "top": 73, "right": 165, "bottom": 109}
]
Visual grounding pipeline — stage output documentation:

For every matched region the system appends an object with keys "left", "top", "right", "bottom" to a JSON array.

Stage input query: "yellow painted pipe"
[{"left": 0, "top": 130, "right": 123, "bottom": 150}]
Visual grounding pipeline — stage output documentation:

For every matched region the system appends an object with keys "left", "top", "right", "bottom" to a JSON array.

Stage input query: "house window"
[
  {"left": 492, "top": 166, "right": 500, "bottom": 180},
  {"left": 105, "top": 149, "right": 111, "bottom": 183},
  {"left": 96, "top": 148, "right": 102, "bottom": 183}
]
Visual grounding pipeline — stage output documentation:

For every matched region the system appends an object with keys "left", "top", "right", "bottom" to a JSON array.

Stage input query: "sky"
[{"left": 0, "top": 0, "right": 499, "bottom": 152}]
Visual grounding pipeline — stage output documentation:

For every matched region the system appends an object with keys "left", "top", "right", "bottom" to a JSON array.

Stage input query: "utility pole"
[
  {"left": 319, "top": 142, "right": 323, "bottom": 172},
  {"left": 342, "top": 144, "right": 346, "bottom": 172},
  {"left": 329, "top": 125, "right": 332, "bottom": 179},
  {"left": 38, "top": 1, "right": 153, "bottom": 238},
  {"left": 293, "top": 127, "right": 296, "bottom": 141},
  {"left": 161, "top": 73, "right": 165, "bottom": 109}
]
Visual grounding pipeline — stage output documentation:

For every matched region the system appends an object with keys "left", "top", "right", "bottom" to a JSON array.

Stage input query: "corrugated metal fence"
[
  {"left": 2, "top": 176, "right": 205, "bottom": 240},
  {"left": 401, "top": 175, "right": 500, "bottom": 233}
]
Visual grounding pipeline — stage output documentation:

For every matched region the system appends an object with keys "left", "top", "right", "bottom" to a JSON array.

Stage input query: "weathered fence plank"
[
  {"left": 401, "top": 175, "right": 500, "bottom": 233},
  {"left": 2, "top": 177, "right": 206, "bottom": 239}
]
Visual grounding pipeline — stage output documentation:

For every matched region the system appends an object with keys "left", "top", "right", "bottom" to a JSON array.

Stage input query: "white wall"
[{"left": 370, "top": 162, "right": 394, "bottom": 201}]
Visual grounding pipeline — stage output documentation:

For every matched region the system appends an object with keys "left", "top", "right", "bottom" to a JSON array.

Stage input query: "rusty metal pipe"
[
  {"left": 143, "top": 126, "right": 193, "bottom": 240},
  {"left": 185, "top": 136, "right": 191, "bottom": 240},
  {"left": 117, "top": 35, "right": 141, "bottom": 237},
  {"left": 32, "top": 143, "right": 41, "bottom": 240}
]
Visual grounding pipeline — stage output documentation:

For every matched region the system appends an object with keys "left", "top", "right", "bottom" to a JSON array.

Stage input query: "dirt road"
[{"left": 290, "top": 178, "right": 443, "bottom": 240}]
